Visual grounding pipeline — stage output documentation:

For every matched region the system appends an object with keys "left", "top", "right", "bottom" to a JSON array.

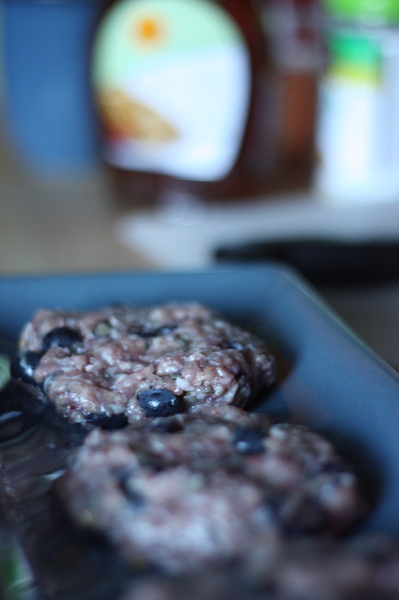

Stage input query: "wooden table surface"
[{"left": 0, "top": 131, "right": 155, "bottom": 275}]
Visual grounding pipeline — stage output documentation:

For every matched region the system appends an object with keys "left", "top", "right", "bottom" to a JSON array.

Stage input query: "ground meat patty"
[
  {"left": 58, "top": 407, "right": 365, "bottom": 573},
  {"left": 15, "top": 302, "right": 276, "bottom": 426},
  {"left": 122, "top": 534, "right": 399, "bottom": 600}
]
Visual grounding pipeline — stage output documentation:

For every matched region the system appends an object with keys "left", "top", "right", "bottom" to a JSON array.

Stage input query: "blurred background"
[{"left": 0, "top": 0, "right": 398, "bottom": 368}]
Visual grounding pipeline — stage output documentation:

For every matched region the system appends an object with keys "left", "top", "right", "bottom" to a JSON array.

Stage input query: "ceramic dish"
[{"left": 0, "top": 264, "right": 399, "bottom": 598}]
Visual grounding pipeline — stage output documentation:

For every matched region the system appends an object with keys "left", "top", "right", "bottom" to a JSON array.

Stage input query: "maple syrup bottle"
[{"left": 91, "top": 0, "right": 276, "bottom": 208}]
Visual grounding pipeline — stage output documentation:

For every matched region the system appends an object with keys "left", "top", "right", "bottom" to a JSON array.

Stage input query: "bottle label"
[
  {"left": 92, "top": 0, "right": 251, "bottom": 180},
  {"left": 315, "top": 29, "right": 399, "bottom": 203}
]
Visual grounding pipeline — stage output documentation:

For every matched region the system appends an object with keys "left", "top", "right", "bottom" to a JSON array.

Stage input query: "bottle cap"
[
  {"left": 322, "top": 0, "right": 399, "bottom": 23},
  {"left": 327, "top": 30, "right": 380, "bottom": 79}
]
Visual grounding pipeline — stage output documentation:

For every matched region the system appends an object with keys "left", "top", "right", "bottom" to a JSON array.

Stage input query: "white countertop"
[{"left": 116, "top": 191, "right": 399, "bottom": 269}]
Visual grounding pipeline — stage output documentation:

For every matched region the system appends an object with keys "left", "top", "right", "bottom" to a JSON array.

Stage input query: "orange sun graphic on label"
[{"left": 133, "top": 15, "right": 165, "bottom": 46}]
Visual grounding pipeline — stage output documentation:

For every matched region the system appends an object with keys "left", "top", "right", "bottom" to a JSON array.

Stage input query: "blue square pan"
[{"left": 0, "top": 263, "right": 399, "bottom": 541}]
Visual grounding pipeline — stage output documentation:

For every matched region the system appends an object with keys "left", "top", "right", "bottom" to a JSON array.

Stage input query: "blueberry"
[
  {"left": 124, "top": 486, "right": 146, "bottom": 508},
  {"left": 262, "top": 492, "right": 284, "bottom": 521},
  {"left": 308, "top": 459, "right": 346, "bottom": 477},
  {"left": 232, "top": 426, "right": 265, "bottom": 454},
  {"left": 11, "top": 351, "right": 41, "bottom": 383},
  {"left": 129, "top": 325, "right": 177, "bottom": 338},
  {"left": 149, "top": 416, "right": 184, "bottom": 433},
  {"left": 322, "top": 460, "right": 346, "bottom": 474},
  {"left": 138, "top": 389, "right": 183, "bottom": 418},
  {"left": 116, "top": 470, "right": 146, "bottom": 508},
  {"left": 263, "top": 493, "right": 326, "bottom": 536},
  {"left": 282, "top": 497, "right": 327, "bottom": 536},
  {"left": 42, "top": 326, "right": 82, "bottom": 352},
  {"left": 83, "top": 412, "right": 128, "bottom": 429},
  {"left": 128, "top": 329, "right": 154, "bottom": 339}
]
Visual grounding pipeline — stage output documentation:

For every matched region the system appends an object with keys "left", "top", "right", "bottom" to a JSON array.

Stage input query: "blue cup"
[{"left": 2, "top": 0, "right": 104, "bottom": 177}]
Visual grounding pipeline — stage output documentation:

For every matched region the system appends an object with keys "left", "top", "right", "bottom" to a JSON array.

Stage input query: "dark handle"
[{"left": 214, "top": 239, "right": 399, "bottom": 286}]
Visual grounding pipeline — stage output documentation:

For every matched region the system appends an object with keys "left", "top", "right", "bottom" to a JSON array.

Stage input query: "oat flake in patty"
[{"left": 15, "top": 302, "right": 277, "bottom": 426}]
